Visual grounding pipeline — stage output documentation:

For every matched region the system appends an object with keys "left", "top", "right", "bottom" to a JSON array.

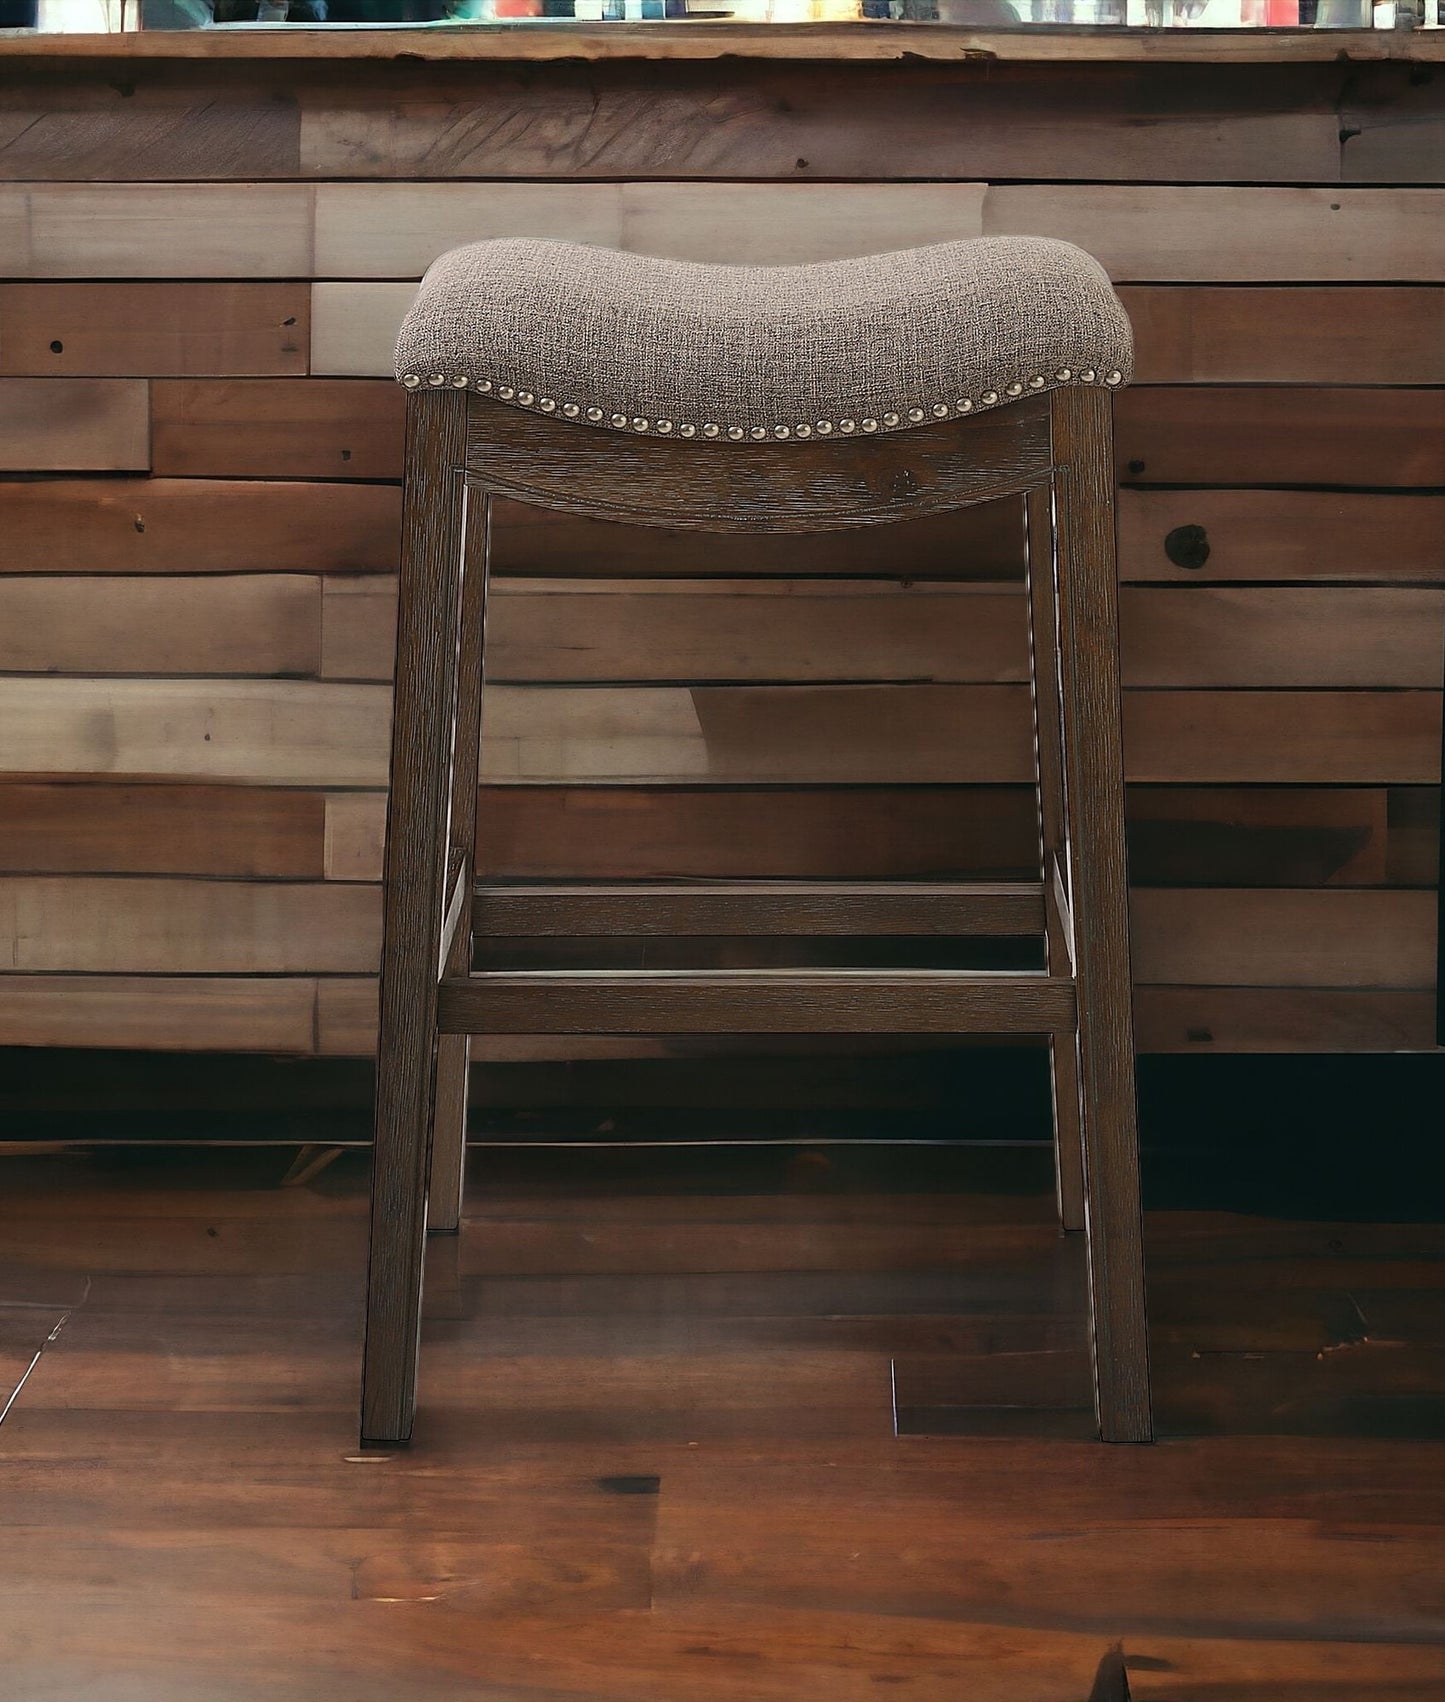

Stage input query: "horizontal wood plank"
[
  {"left": 0, "top": 377, "right": 148, "bottom": 472},
  {"left": 0, "top": 576, "right": 321, "bottom": 677},
  {"left": 1123, "top": 285, "right": 1445, "bottom": 385},
  {"left": 0, "top": 182, "right": 314, "bottom": 279},
  {"left": 0, "top": 974, "right": 319, "bottom": 1052},
  {"left": 1132, "top": 888, "right": 1437, "bottom": 989},
  {"left": 1134, "top": 987, "right": 1437, "bottom": 1053},
  {"left": 3, "top": 679, "right": 1432, "bottom": 787},
  {"left": 0, "top": 478, "right": 400, "bottom": 574},
  {"left": 0, "top": 877, "right": 379, "bottom": 974},
  {"left": 0, "top": 783, "right": 325, "bottom": 878},
  {"left": 1118, "top": 490, "right": 1445, "bottom": 585},
  {"left": 0, "top": 283, "right": 309, "bottom": 377},
  {"left": 150, "top": 378, "right": 404, "bottom": 481},
  {"left": 1116, "top": 388, "right": 1445, "bottom": 488},
  {"left": 314, "top": 181, "right": 989, "bottom": 277},
  {"left": 298, "top": 62, "right": 1342, "bottom": 185},
  {"left": 985, "top": 184, "right": 1445, "bottom": 281},
  {"left": 316, "top": 784, "right": 1395, "bottom": 889}
]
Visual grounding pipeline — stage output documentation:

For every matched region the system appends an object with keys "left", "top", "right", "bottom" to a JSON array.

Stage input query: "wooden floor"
[{"left": 1, "top": 1137, "right": 1443, "bottom": 1701}]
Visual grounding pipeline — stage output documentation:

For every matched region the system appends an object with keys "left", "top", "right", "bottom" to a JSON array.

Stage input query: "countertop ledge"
[{"left": 0, "top": 23, "right": 1441, "bottom": 63}]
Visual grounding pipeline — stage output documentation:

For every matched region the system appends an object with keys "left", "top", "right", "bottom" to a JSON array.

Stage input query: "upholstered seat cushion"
[{"left": 395, "top": 235, "right": 1131, "bottom": 443}]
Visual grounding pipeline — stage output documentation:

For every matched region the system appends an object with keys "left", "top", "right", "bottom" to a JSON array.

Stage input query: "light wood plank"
[
  {"left": 986, "top": 184, "right": 1445, "bottom": 282},
  {"left": 2, "top": 678, "right": 1434, "bottom": 788},
  {"left": 313, "top": 181, "right": 987, "bottom": 278},
  {"left": 1118, "top": 490, "right": 1445, "bottom": 585},
  {"left": 0, "top": 378, "right": 148, "bottom": 472},
  {"left": 0, "top": 576, "right": 321, "bottom": 677},
  {"left": 0, "top": 283, "right": 309, "bottom": 377},
  {"left": 314, "top": 975, "right": 377, "bottom": 1056},
  {"left": 0, "top": 974, "right": 319, "bottom": 1052},
  {"left": 0, "top": 678, "right": 390, "bottom": 787},
  {"left": 322, "top": 792, "right": 385, "bottom": 883},
  {"left": 0, "top": 877, "right": 379, "bottom": 974},
  {"left": 0, "top": 478, "right": 400, "bottom": 574},
  {"left": 0, "top": 182, "right": 314, "bottom": 279},
  {"left": 1132, "top": 888, "right": 1437, "bottom": 989},
  {"left": 1123, "top": 285, "right": 1445, "bottom": 385},
  {"left": 1116, "top": 388, "right": 1445, "bottom": 488},
  {"left": 0, "top": 783, "right": 325, "bottom": 878},
  {"left": 1135, "top": 987, "right": 1437, "bottom": 1053},
  {"left": 310, "top": 282, "right": 413, "bottom": 379},
  {"left": 150, "top": 379, "right": 404, "bottom": 481}
]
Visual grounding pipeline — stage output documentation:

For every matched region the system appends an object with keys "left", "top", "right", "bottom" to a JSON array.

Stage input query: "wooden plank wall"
[{"left": 1, "top": 54, "right": 1442, "bottom": 1061}]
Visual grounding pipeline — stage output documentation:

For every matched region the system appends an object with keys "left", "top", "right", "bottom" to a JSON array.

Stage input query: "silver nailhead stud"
[
  {"left": 881, "top": 412, "right": 900, "bottom": 428},
  {"left": 401, "top": 374, "right": 420, "bottom": 388},
  {"left": 1080, "top": 370, "right": 1096, "bottom": 383},
  {"left": 907, "top": 407, "right": 926, "bottom": 424},
  {"left": 632, "top": 418, "right": 649, "bottom": 432},
  {"left": 1005, "top": 382, "right": 1024, "bottom": 397},
  {"left": 816, "top": 421, "right": 833, "bottom": 435},
  {"left": 518, "top": 391, "right": 535, "bottom": 406},
  {"left": 1106, "top": 370, "right": 1123, "bottom": 386},
  {"left": 838, "top": 419, "right": 856, "bottom": 434},
  {"left": 428, "top": 375, "right": 446, "bottom": 387},
  {"left": 1029, "top": 376, "right": 1046, "bottom": 389},
  {"left": 727, "top": 427, "right": 744, "bottom": 441},
  {"left": 586, "top": 407, "right": 603, "bottom": 422},
  {"left": 702, "top": 424, "right": 720, "bottom": 438},
  {"left": 539, "top": 397, "right": 556, "bottom": 412},
  {"left": 656, "top": 420, "right": 673, "bottom": 434},
  {"left": 610, "top": 413, "right": 627, "bottom": 428},
  {"left": 861, "top": 419, "right": 879, "bottom": 433},
  {"left": 679, "top": 423, "right": 696, "bottom": 438},
  {"left": 796, "top": 424, "right": 812, "bottom": 438},
  {"left": 451, "top": 375, "right": 468, "bottom": 389},
  {"left": 498, "top": 387, "right": 515, "bottom": 400},
  {"left": 478, "top": 380, "right": 493, "bottom": 393},
  {"left": 956, "top": 399, "right": 973, "bottom": 413},
  {"left": 931, "top": 403, "right": 949, "bottom": 419},
  {"left": 750, "top": 427, "right": 768, "bottom": 440},
  {"left": 1055, "top": 368, "right": 1072, "bottom": 382},
  {"left": 981, "top": 391, "right": 998, "bottom": 406},
  {"left": 773, "top": 425, "right": 791, "bottom": 439},
  {"left": 563, "top": 403, "right": 579, "bottom": 418}
]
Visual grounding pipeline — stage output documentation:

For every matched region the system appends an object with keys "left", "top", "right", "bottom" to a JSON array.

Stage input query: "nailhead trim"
[{"left": 396, "top": 364, "right": 1125, "bottom": 440}]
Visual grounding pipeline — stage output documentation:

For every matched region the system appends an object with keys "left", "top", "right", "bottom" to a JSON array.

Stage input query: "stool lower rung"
[
  {"left": 471, "top": 881, "right": 1044, "bottom": 938},
  {"left": 437, "top": 968, "right": 1076, "bottom": 1035}
]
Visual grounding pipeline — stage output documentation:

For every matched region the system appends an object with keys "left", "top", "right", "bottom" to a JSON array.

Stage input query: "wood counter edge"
[{"left": 0, "top": 23, "right": 1440, "bottom": 64}]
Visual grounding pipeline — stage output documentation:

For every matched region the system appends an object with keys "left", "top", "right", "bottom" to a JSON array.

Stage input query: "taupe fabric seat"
[{"left": 395, "top": 236, "right": 1132, "bottom": 444}]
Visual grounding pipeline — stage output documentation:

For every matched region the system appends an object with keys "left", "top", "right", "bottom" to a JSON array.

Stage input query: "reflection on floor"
[{"left": 1, "top": 1139, "right": 1443, "bottom": 1700}]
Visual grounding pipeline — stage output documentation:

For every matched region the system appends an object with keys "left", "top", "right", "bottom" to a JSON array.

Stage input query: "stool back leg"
[
  {"left": 427, "top": 493, "right": 492, "bottom": 1235},
  {"left": 361, "top": 392, "right": 469, "bottom": 1447},
  {"left": 1025, "top": 486, "right": 1086, "bottom": 1235},
  {"left": 1049, "top": 387, "right": 1153, "bottom": 1444}
]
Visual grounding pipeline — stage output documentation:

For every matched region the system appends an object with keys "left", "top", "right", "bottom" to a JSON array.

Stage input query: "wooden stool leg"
[
  {"left": 1025, "top": 487, "right": 1086, "bottom": 1234},
  {"left": 1049, "top": 387, "right": 1153, "bottom": 1444},
  {"left": 361, "top": 393, "right": 469, "bottom": 1447},
  {"left": 428, "top": 495, "right": 491, "bottom": 1235}
]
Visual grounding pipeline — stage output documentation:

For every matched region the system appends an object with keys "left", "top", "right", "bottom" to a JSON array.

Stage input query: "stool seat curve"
[{"left": 394, "top": 235, "right": 1132, "bottom": 443}]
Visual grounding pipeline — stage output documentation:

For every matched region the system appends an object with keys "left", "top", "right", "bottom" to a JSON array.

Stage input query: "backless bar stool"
[{"left": 362, "top": 235, "right": 1151, "bottom": 1446}]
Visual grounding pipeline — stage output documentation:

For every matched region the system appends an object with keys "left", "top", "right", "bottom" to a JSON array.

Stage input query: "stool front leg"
[
  {"left": 361, "top": 392, "right": 470, "bottom": 1447},
  {"left": 1049, "top": 387, "right": 1152, "bottom": 1444}
]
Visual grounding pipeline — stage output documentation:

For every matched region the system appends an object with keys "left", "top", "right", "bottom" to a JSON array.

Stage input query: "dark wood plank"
[
  {"left": 0, "top": 478, "right": 400, "bottom": 574},
  {"left": 0, "top": 283, "right": 308, "bottom": 377},
  {"left": 0, "top": 783, "right": 325, "bottom": 878},
  {"left": 150, "top": 379, "right": 405, "bottom": 481},
  {"left": 1116, "top": 387, "right": 1445, "bottom": 488}
]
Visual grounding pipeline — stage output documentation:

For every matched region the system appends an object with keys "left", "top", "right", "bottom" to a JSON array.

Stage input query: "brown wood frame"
[{"left": 360, "top": 386, "right": 1151, "bottom": 1447}]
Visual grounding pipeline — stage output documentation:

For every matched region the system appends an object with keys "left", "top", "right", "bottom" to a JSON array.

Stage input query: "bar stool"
[{"left": 362, "top": 235, "right": 1151, "bottom": 1447}]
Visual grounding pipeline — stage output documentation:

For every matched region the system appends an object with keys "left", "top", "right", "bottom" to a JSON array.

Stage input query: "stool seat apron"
[{"left": 394, "top": 235, "right": 1132, "bottom": 442}]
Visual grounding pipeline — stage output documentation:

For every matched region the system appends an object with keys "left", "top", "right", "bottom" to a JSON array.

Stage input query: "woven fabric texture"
[{"left": 395, "top": 235, "right": 1133, "bottom": 441}]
